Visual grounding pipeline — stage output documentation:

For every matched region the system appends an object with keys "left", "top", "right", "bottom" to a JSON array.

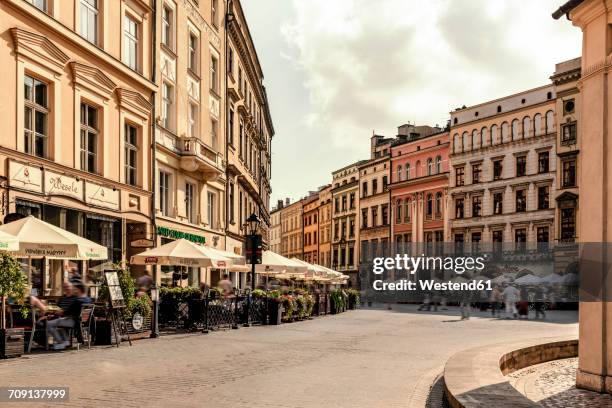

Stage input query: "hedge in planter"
[
  {"left": 346, "top": 289, "right": 360, "bottom": 310},
  {"left": 330, "top": 289, "right": 348, "bottom": 314},
  {"left": 0, "top": 253, "right": 28, "bottom": 358}
]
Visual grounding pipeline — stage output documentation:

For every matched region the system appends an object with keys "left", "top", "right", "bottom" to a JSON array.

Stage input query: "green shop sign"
[{"left": 156, "top": 226, "right": 206, "bottom": 244}]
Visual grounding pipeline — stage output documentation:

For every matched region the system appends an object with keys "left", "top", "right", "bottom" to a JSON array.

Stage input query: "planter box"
[
  {"left": 0, "top": 328, "right": 24, "bottom": 359},
  {"left": 268, "top": 301, "right": 283, "bottom": 325}
]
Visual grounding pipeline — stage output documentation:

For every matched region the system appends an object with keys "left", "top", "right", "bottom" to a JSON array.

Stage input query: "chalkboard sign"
[{"left": 105, "top": 270, "right": 125, "bottom": 309}]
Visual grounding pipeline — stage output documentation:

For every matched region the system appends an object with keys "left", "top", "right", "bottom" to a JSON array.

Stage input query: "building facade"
[
  {"left": 0, "top": 0, "right": 156, "bottom": 295},
  {"left": 280, "top": 198, "right": 302, "bottom": 260},
  {"left": 358, "top": 135, "right": 392, "bottom": 262},
  {"left": 389, "top": 127, "right": 450, "bottom": 245},
  {"left": 317, "top": 185, "right": 332, "bottom": 268},
  {"left": 331, "top": 161, "right": 366, "bottom": 287},
  {"left": 302, "top": 192, "right": 319, "bottom": 264},
  {"left": 448, "top": 86, "right": 558, "bottom": 244},
  {"left": 269, "top": 203, "right": 281, "bottom": 254}
]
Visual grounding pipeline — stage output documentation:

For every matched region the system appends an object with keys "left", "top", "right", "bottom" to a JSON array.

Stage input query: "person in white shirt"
[{"left": 502, "top": 283, "right": 520, "bottom": 319}]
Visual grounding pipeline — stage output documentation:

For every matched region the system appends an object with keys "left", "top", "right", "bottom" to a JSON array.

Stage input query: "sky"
[{"left": 241, "top": 0, "right": 581, "bottom": 207}]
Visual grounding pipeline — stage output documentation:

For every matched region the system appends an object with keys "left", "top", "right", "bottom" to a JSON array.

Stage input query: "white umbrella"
[
  {"left": 542, "top": 273, "right": 563, "bottom": 284},
  {"left": 492, "top": 274, "right": 512, "bottom": 284},
  {"left": 0, "top": 230, "right": 19, "bottom": 252},
  {"left": 0, "top": 215, "right": 107, "bottom": 259},
  {"left": 561, "top": 273, "right": 579, "bottom": 285},
  {"left": 130, "top": 239, "right": 231, "bottom": 268},
  {"left": 514, "top": 274, "right": 542, "bottom": 285},
  {"left": 255, "top": 251, "right": 305, "bottom": 274},
  {"left": 206, "top": 247, "right": 249, "bottom": 272}
]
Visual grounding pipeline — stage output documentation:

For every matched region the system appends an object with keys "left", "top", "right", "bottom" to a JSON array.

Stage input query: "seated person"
[{"left": 44, "top": 281, "right": 91, "bottom": 350}]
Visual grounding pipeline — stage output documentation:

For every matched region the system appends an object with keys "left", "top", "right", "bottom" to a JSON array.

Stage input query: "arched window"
[
  {"left": 534, "top": 113, "right": 542, "bottom": 136},
  {"left": 397, "top": 165, "right": 402, "bottom": 182},
  {"left": 426, "top": 194, "right": 433, "bottom": 217},
  {"left": 490, "top": 125, "right": 498, "bottom": 145},
  {"left": 472, "top": 130, "right": 479, "bottom": 149},
  {"left": 546, "top": 110, "right": 555, "bottom": 133},
  {"left": 501, "top": 122, "right": 509, "bottom": 143},
  {"left": 435, "top": 156, "right": 442, "bottom": 173},
  {"left": 427, "top": 158, "right": 434, "bottom": 175},
  {"left": 461, "top": 132, "right": 468, "bottom": 152},
  {"left": 481, "top": 127, "right": 488, "bottom": 147},
  {"left": 453, "top": 133, "right": 460, "bottom": 153},
  {"left": 415, "top": 161, "right": 421, "bottom": 177},
  {"left": 512, "top": 119, "right": 519, "bottom": 140},
  {"left": 404, "top": 199, "right": 411, "bottom": 222},
  {"left": 405, "top": 163, "right": 410, "bottom": 180},
  {"left": 435, "top": 192, "right": 442, "bottom": 217},
  {"left": 523, "top": 116, "right": 531, "bottom": 138},
  {"left": 396, "top": 199, "right": 402, "bottom": 223}
]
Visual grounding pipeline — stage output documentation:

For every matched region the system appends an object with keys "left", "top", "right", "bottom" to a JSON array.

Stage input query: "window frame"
[
  {"left": 24, "top": 74, "right": 49, "bottom": 159},
  {"left": 80, "top": 102, "right": 99, "bottom": 174},
  {"left": 124, "top": 122, "right": 138, "bottom": 186}
]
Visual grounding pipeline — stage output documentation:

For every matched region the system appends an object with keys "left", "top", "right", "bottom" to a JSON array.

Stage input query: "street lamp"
[
  {"left": 150, "top": 284, "right": 159, "bottom": 338},
  {"left": 245, "top": 213, "right": 261, "bottom": 290}
]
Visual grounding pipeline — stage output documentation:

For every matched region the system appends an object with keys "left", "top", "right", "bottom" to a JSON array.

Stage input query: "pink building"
[{"left": 389, "top": 130, "right": 450, "bottom": 244}]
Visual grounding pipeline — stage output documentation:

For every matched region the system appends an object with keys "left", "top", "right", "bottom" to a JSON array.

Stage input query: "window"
[
  {"left": 124, "top": 123, "right": 138, "bottom": 186},
  {"left": 471, "top": 196, "right": 482, "bottom": 217},
  {"left": 228, "top": 47, "right": 234, "bottom": 74},
  {"left": 188, "top": 32, "right": 198, "bottom": 72},
  {"left": 185, "top": 182, "right": 196, "bottom": 224},
  {"left": 395, "top": 200, "right": 402, "bottom": 223},
  {"left": 371, "top": 206, "right": 378, "bottom": 227},
  {"left": 239, "top": 120, "right": 244, "bottom": 157},
  {"left": 426, "top": 194, "right": 433, "bottom": 218},
  {"left": 207, "top": 191, "right": 216, "bottom": 228},
  {"left": 162, "top": 6, "right": 173, "bottom": 48},
  {"left": 493, "top": 192, "right": 503, "bottom": 215},
  {"left": 538, "top": 151, "right": 549, "bottom": 173},
  {"left": 362, "top": 182, "right": 368, "bottom": 197},
  {"left": 211, "top": 0, "right": 218, "bottom": 28},
  {"left": 188, "top": 102, "right": 198, "bottom": 137},
  {"left": 405, "top": 163, "right": 410, "bottom": 180},
  {"left": 26, "top": 0, "right": 47, "bottom": 12},
  {"left": 561, "top": 122, "right": 577, "bottom": 144},
  {"left": 372, "top": 178, "right": 378, "bottom": 194},
  {"left": 123, "top": 16, "right": 138, "bottom": 70},
  {"left": 435, "top": 192, "right": 442, "bottom": 218},
  {"left": 561, "top": 208, "right": 576, "bottom": 241},
  {"left": 562, "top": 160, "right": 577, "bottom": 187},
  {"left": 534, "top": 114, "right": 542, "bottom": 136},
  {"left": 435, "top": 156, "right": 442, "bottom": 173},
  {"left": 537, "top": 227, "right": 549, "bottom": 243},
  {"left": 361, "top": 209, "right": 368, "bottom": 228},
  {"left": 229, "top": 183, "right": 235, "bottom": 223},
  {"left": 396, "top": 165, "right": 402, "bottom": 181},
  {"left": 382, "top": 175, "right": 388, "bottom": 190},
  {"left": 472, "top": 163, "right": 481, "bottom": 184},
  {"left": 349, "top": 219, "right": 355, "bottom": 238},
  {"left": 564, "top": 99, "right": 575, "bottom": 115},
  {"left": 382, "top": 205, "right": 388, "bottom": 225},
  {"left": 546, "top": 111, "right": 555, "bottom": 133},
  {"left": 493, "top": 159, "right": 503, "bottom": 180},
  {"left": 349, "top": 192, "right": 355, "bottom": 209},
  {"left": 472, "top": 232, "right": 481, "bottom": 243},
  {"left": 455, "top": 198, "right": 464, "bottom": 219},
  {"left": 24, "top": 75, "right": 48, "bottom": 158},
  {"left": 427, "top": 158, "right": 433, "bottom": 175},
  {"left": 80, "top": 0, "right": 99, "bottom": 44},
  {"left": 515, "top": 229, "right": 527, "bottom": 244},
  {"left": 228, "top": 109, "right": 234, "bottom": 146},
  {"left": 516, "top": 155, "right": 526, "bottom": 177},
  {"left": 210, "top": 55, "right": 219, "bottom": 93},
  {"left": 80, "top": 103, "right": 98, "bottom": 173},
  {"left": 538, "top": 186, "right": 549, "bottom": 210},
  {"left": 492, "top": 230, "right": 503, "bottom": 242},
  {"left": 159, "top": 170, "right": 170, "bottom": 216},
  {"left": 455, "top": 167, "right": 465, "bottom": 186},
  {"left": 523, "top": 116, "right": 531, "bottom": 138},
  {"left": 512, "top": 119, "right": 519, "bottom": 140},
  {"left": 515, "top": 190, "right": 526, "bottom": 212},
  {"left": 404, "top": 199, "right": 410, "bottom": 222},
  {"left": 161, "top": 82, "right": 173, "bottom": 129},
  {"left": 454, "top": 234, "right": 464, "bottom": 243}
]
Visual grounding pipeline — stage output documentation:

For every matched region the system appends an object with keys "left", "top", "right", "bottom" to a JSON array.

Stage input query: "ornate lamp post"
[
  {"left": 245, "top": 213, "right": 262, "bottom": 290},
  {"left": 150, "top": 284, "right": 159, "bottom": 338}
]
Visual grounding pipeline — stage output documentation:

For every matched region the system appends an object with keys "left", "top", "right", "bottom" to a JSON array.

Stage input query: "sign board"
[
  {"left": 131, "top": 313, "right": 144, "bottom": 331},
  {"left": 104, "top": 270, "right": 125, "bottom": 309},
  {"left": 156, "top": 226, "right": 205, "bottom": 244},
  {"left": 45, "top": 170, "right": 82, "bottom": 201},
  {"left": 8, "top": 161, "right": 43, "bottom": 193},
  {"left": 85, "top": 182, "right": 120, "bottom": 210},
  {"left": 144, "top": 257, "right": 159, "bottom": 264},
  {"left": 130, "top": 239, "right": 155, "bottom": 248}
]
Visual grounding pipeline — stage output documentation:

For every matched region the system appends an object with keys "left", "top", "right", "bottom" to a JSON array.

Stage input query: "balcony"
[{"left": 178, "top": 136, "right": 224, "bottom": 181}]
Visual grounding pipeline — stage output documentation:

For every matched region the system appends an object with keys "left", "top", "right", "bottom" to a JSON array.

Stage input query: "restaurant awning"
[{"left": 130, "top": 239, "right": 231, "bottom": 268}]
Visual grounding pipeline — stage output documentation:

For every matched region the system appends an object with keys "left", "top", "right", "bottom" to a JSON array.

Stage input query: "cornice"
[
  {"left": 70, "top": 61, "right": 117, "bottom": 97},
  {"left": 10, "top": 27, "right": 69, "bottom": 74},
  {"left": 116, "top": 87, "right": 152, "bottom": 119}
]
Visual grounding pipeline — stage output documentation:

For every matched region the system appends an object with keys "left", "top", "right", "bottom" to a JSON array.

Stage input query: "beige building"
[
  {"left": 449, "top": 85, "right": 558, "bottom": 244},
  {"left": 269, "top": 203, "right": 281, "bottom": 254},
  {"left": 302, "top": 192, "right": 319, "bottom": 264},
  {"left": 317, "top": 185, "right": 332, "bottom": 267},
  {"left": 0, "top": 0, "right": 156, "bottom": 294},
  {"left": 331, "top": 161, "right": 367, "bottom": 287},
  {"left": 225, "top": 0, "right": 274, "bottom": 261},
  {"left": 280, "top": 198, "right": 302, "bottom": 260},
  {"left": 358, "top": 135, "right": 392, "bottom": 262}
]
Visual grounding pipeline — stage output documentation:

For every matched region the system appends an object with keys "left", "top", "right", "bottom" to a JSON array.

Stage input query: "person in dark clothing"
[{"left": 45, "top": 282, "right": 91, "bottom": 350}]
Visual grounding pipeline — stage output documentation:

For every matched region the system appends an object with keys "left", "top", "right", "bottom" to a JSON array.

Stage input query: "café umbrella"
[
  {"left": 0, "top": 230, "right": 19, "bottom": 252},
  {"left": 0, "top": 215, "right": 107, "bottom": 259},
  {"left": 256, "top": 251, "right": 305, "bottom": 274},
  {"left": 130, "top": 238, "right": 231, "bottom": 268}
]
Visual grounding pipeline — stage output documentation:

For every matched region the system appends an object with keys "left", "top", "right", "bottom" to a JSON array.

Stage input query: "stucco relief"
[
  {"left": 180, "top": 0, "right": 221, "bottom": 48},
  {"left": 187, "top": 75, "right": 200, "bottom": 101},
  {"left": 209, "top": 94, "right": 220, "bottom": 119},
  {"left": 160, "top": 52, "right": 176, "bottom": 82}
]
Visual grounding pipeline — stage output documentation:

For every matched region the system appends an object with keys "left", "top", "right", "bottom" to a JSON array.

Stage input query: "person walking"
[
  {"left": 502, "top": 282, "right": 520, "bottom": 319},
  {"left": 489, "top": 285, "right": 502, "bottom": 318}
]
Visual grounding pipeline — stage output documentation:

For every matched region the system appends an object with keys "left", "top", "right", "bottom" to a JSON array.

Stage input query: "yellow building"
[
  {"left": 317, "top": 185, "right": 332, "bottom": 267},
  {"left": 280, "top": 198, "right": 302, "bottom": 260},
  {"left": 0, "top": 0, "right": 156, "bottom": 295}
]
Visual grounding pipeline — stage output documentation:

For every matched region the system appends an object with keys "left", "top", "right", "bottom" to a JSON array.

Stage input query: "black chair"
[
  {"left": 9, "top": 307, "right": 36, "bottom": 353},
  {"left": 70, "top": 304, "right": 95, "bottom": 350}
]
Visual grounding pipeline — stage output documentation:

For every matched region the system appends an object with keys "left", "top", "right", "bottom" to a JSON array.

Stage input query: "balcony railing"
[{"left": 179, "top": 136, "right": 224, "bottom": 180}]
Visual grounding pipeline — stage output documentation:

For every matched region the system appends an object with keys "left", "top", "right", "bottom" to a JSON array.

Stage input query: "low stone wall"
[{"left": 443, "top": 337, "right": 578, "bottom": 408}]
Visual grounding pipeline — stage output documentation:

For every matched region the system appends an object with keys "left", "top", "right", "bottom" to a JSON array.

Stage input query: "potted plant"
[
  {"left": 330, "top": 289, "right": 346, "bottom": 314},
  {"left": 347, "top": 289, "right": 360, "bottom": 310},
  {"left": 0, "top": 253, "right": 27, "bottom": 358},
  {"left": 266, "top": 290, "right": 283, "bottom": 325}
]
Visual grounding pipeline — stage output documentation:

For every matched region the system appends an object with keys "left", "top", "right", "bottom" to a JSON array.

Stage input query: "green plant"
[
  {"left": 252, "top": 289, "right": 267, "bottom": 298},
  {"left": 281, "top": 295, "right": 295, "bottom": 321},
  {"left": 267, "top": 290, "right": 281, "bottom": 302},
  {"left": 0, "top": 253, "right": 28, "bottom": 329},
  {"left": 347, "top": 289, "right": 361, "bottom": 306},
  {"left": 330, "top": 289, "right": 346, "bottom": 311},
  {"left": 295, "top": 295, "right": 306, "bottom": 319},
  {"left": 98, "top": 264, "right": 151, "bottom": 318}
]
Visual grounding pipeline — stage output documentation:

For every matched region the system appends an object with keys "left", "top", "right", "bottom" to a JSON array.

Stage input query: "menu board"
[{"left": 105, "top": 270, "right": 125, "bottom": 309}]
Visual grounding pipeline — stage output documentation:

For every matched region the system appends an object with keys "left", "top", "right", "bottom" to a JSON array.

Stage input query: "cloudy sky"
[{"left": 241, "top": 0, "right": 581, "bottom": 207}]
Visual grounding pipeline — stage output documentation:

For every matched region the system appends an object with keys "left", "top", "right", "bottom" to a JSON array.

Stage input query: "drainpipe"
[
  {"left": 150, "top": 0, "right": 159, "bottom": 338},
  {"left": 224, "top": 0, "right": 232, "bottom": 252}
]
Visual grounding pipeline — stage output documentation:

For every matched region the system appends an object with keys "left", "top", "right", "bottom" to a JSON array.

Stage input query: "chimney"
[
  {"left": 277, "top": 199, "right": 284, "bottom": 210},
  {"left": 285, "top": 198, "right": 291, "bottom": 206}
]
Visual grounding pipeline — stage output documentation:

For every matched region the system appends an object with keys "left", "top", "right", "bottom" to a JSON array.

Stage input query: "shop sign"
[
  {"left": 85, "top": 182, "right": 120, "bottom": 210},
  {"left": 45, "top": 170, "right": 82, "bottom": 201},
  {"left": 156, "top": 226, "right": 205, "bottom": 244},
  {"left": 8, "top": 161, "right": 43, "bottom": 193},
  {"left": 144, "top": 257, "right": 158, "bottom": 264},
  {"left": 131, "top": 239, "right": 154, "bottom": 248}
]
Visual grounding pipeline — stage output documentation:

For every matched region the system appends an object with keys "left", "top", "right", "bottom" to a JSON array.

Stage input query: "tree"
[{"left": 0, "top": 253, "right": 27, "bottom": 330}]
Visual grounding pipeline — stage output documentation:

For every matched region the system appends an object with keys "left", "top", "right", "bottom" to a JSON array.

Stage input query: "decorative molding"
[
  {"left": 69, "top": 61, "right": 117, "bottom": 97},
  {"left": 180, "top": 0, "right": 221, "bottom": 48},
  {"left": 10, "top": 27, "right": 69, "bottom": 73},
  {"left": 116, "top": 87, "right": 152, "bottom": 119}
]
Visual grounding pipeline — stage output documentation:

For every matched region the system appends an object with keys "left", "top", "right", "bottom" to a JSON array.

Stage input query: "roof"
[{"left": 552, "top": 0, "right": 584, "bottom": 19}]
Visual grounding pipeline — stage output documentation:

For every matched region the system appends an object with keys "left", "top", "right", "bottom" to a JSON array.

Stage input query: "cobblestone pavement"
[
  {"left": 0, "top": 305, "right": 577, "bottom": 408},
  {"left": 508, "top": 357, "right": 612, "bottom": 407}
]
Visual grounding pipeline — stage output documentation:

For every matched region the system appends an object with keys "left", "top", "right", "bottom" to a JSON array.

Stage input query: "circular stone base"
[{"left": 507, "top": 357, "right": 612, "bottom": 407}]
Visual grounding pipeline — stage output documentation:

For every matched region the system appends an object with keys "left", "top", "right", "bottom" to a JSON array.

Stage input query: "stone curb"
[{"left": 443, "top": 336, "right": 578, "bottom": 408}]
